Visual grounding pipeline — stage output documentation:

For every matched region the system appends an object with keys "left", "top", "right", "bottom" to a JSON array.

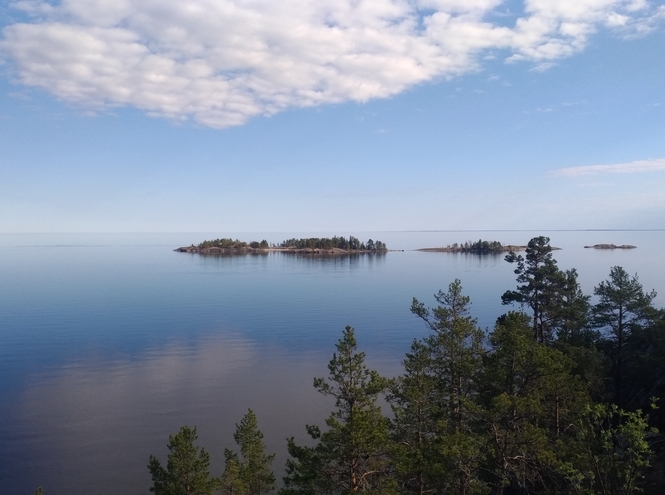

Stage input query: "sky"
[{"left": 1, "top": 0, "right": 664, "bottom": 233}]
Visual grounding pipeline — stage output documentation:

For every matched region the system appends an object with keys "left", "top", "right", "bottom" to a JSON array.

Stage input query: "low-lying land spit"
[{"left": 416, "top": 239, "right": 556, "bottom": 254}]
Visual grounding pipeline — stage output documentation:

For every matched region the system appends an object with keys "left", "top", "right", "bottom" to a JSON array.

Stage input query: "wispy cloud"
[
  {"left": 550, "top": 158, "right": 665, "bottom": 177},
  {"left": 1, "top": 0, "right": 663, "bottom": 128}
]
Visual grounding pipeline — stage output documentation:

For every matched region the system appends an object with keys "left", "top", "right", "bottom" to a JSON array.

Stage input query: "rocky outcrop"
[{"left": 584, "top": 244, "right": 637, "bottom": 249}]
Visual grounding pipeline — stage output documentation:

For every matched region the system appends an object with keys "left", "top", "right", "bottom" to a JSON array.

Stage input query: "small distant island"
[
  {"left": 417, "top": 239, "right": 528, "bottom": 254},
  {"left": 175, "top": 236, "right": 389, "bottom": 255},
  {"left": 584, "top": 244, "right": 637, "bottom": 250}
]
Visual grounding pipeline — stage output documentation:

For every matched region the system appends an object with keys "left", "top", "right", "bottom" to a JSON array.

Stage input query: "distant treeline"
[
  {"left": 197, "top": 238, "right": 269, "bottom": 249},
  {"left": 195, "top": 236, "right": 387, "bottom": 251},
  {"left": 279, "top": 236, "right": 387, "bottom": 251},
  {"left": 448, "top": 239, "right": 507, "bottom": 252}
]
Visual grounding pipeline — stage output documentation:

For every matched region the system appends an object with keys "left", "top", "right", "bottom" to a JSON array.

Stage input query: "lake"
[{"left": 1, "top": 230, "right": 663, "bottom": 495}]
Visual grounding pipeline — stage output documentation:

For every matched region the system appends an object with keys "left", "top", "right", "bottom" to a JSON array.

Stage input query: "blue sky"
[{"left": 1, "top": 0, "right": 664, "bottom": 233}]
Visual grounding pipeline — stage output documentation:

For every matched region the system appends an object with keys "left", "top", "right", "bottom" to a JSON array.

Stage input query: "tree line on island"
[
  {"left": 418, "top": 239, "right": 527, "bottom": 254},
  {"left": 198, "top": 238, "right": 271, "bottom": 250},
  {"left": 278, "top": 236, "right": 387, "bottom": 251},
  {"left": 178, "top": 236, "right": 388, "bottom": 253},
  {"left": 34, "top": 237, "right": 664, "bottom": 495}
]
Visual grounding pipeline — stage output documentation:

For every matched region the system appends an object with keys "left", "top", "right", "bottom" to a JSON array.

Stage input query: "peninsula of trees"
[
  {"left": 175, "top": 236, "right": 388, "bottom": 254},
  {"left": 417, "top": 239, "right": 528, "bottom": 253}
]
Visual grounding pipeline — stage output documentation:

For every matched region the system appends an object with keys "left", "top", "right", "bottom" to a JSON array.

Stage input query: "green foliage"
[
  {"left": 550, "top": 268, "right": 593, "bottom": 345},
  {"left": 246, "top": 240, "right": 270, "bottom": 249},
  {"left": 390, "top": 268, "right": 665, "bottom": 494},
  {"left": 478, "top": 312, "right": 588, "bottom": 493},
  {"left": 385, "top": 267, "right": 663, "bottom": 495},
  {"left": 593, "top": 267, "right": 657, "bottom": 339},
  {"left": 623, "top": 311, "right": 665, "bottom": 425},
  {"left": 221, "top": 449, "right": 247, "bottom": 495},
  {"left": 198, "top": 238, "right": 249, "bottom": 249},
  {"left": 446, "top": 239, "right": 506, "bottom": 253},
  {"left": 282, "top": 326, "right": 395, "bottom": 495},
  {"left": 403, "top": 280, "right": 488, "bottom": 495},
  {"left": 221, "top": 409, "right": 276, "bottom": 495},
  {"left": 278, "top": 236, "right": 387, "bottom": 251},
  {"left": 34, "top": 488, "right": 43, "bottom": 495},
  {"left": 566, "top": 403, "right": 657, "bottom": 495},
  {"left": 410, "top": 279, "right": 486, "bottom": 430},
  {"left": 388, "top": 340, "right": 437, "bottom": 495},
  {"left": 197, "top": 236, "right": 386, "bottom": 251},
  {"left": 148, "top": 425, "right": 217, "bottom": 495},
  {"left": 593, "top": 266, "right": 657, "bottom": 407},
  {"left": 502, "top": 236, "right": 567, "bottom": 343}
]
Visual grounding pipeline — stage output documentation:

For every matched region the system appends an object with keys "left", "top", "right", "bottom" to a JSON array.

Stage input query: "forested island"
[
  {"left": 126, "top": 236, "right": 665, "bottom": 495},
  {"left": 418, "top": 239, "right": 528, "bottom": 253},
  {"left": 175, "top": 236, "right": 388, "bottom": 254},
  {"left": 585, "top": 243, "right": 637, "bottom": 249}
]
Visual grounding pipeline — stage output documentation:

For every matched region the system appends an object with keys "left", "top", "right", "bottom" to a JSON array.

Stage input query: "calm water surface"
[{"left": 1, "top": 231, "right": 663, "bottom": 495}]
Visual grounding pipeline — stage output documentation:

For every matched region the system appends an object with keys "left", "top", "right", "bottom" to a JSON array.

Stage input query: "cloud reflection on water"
[{"left": 12, "top": 333, "right": 331, "bottom": 495}]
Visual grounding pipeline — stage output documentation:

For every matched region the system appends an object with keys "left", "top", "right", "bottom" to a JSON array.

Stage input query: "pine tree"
[
  {"left": 148, "top": 425, "right": 217, "bottom": 495},
  {"left": 550, "top": 268, "right": 592, "bottom": 345},
  {"left": 282, "top": 326, "right": 394, "bottom": 495},
  {"left": 220, "top": 449, "right": 247, "bottom": 495},
  {"left": 388, "top": 340, "right": 437, "bottom": 495},
  {"left": 502, "top": 236, "right": 565, "bottom": 343},
  {"left": 593, "top": 266, "right": 657, "bottom": 407},
  {"left": 478, "top": 312, "right": 587, "bottom": 494},
  {"left": 409, "top": 279, "right": 487, "bottom": 495},
  {"left": 221, "top": 409, "right": 276, "bottom": 495}
]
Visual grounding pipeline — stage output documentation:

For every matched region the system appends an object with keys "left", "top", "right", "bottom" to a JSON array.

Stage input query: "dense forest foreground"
[{"left": 37, "top": 236, "right": 665, "bottom": 495}]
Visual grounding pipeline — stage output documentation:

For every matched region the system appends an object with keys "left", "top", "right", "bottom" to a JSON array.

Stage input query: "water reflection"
[
  {"left": 7, "top": 334, "right": 333, "bottom": 495},
  {"left": 287, "top": 252, "right": 387, "bottom": 270},
  {"left": 191, "top": 251, "right": 388, "bottom": 270},
  {"left": 193, "top": 251, "right": 272, "bottom": 258}
]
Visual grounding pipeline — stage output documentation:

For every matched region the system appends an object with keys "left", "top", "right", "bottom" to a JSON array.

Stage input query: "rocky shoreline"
[{"left": 417, "top": 245, "right": 528, "bottom": 253}]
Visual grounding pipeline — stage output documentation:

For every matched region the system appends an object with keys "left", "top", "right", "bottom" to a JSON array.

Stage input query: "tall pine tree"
[
  {"left": 148, "top": 425, "right": 217, "bottom": 495},
  {"left": 592, "top": 266, "right": 657, "bottom": 407},
  {"left": 502, "top": 236, "right": 565, "bottom": 343},
  {"left": 221, "top": 409, "right": 276, "bottom": 495},
  {"left": 478, "top": 312, "right": 587, "bottom": 494},
  {"left": 408, "top": 279, "right": 487, "bottom": 495},
  {"left": 388, "top": 340, "right": 437, "bottom": 495},
  {"left": 282, "top": 326, "right": 394, "bottom": 495}
]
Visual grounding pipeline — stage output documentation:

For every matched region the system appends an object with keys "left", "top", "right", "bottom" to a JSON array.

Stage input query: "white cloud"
[
  {"left": 619, "top": 4, "right": 665, "bottom": 37},
  {"left": 550, "top": 158, "right": 665, "bottom": 177},
  {"left": 530, "top": 61, "right": 558, "bottom": 71},
  {"left": 1, "top": 0, "right": 663, "bottom": 128},
  {"left": 606, "top": 12, "right": 630, "bottom": 26}
]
